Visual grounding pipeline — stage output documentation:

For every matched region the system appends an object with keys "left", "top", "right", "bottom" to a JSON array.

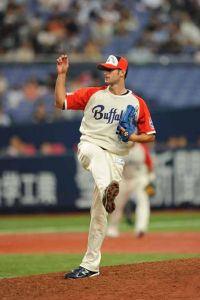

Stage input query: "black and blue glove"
[{"left": 116, "top": 105, "right": 136, "bottom": 142}]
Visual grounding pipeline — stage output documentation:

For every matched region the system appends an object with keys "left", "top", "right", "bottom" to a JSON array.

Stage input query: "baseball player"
[
  {"left": 54, "top": 54, "right": 156, "bottom": 279},
  {"left": 107, "top": 142, "right": 156, "bottom": 238}
]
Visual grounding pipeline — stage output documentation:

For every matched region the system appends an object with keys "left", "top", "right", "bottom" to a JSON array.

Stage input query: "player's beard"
[{"left": 105, "top": 77, "right": 119, "bottom": 86}]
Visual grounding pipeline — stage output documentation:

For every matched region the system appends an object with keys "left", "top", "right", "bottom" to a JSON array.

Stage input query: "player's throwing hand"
[{"left": 56, "top": 54, "right": 69, "bottom": 74}]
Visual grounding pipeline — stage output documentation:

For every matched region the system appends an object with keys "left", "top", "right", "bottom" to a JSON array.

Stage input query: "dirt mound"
[{"left": 0, "top": 258, "right": 199, "bottom": 300}]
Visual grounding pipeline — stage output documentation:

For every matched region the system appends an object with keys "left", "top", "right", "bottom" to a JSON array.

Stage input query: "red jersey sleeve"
[
  {"left": 142, "top": 144, "right": 153, "bottom": 169},
  {"left": 136, "top": 96, "right": 156, "bottom": 135},
  {"left": 65, "top": 86, "right": 105, "bottom": 110}
]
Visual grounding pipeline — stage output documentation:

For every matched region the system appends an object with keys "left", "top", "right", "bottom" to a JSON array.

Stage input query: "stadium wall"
[{"left": 0, "top": 122, "right": 200, "bottom": 213}]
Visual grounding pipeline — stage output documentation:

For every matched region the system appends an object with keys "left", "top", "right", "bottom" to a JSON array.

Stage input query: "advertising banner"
[{"left": 0, "top": 148, "right": 200, "bottom": 213}]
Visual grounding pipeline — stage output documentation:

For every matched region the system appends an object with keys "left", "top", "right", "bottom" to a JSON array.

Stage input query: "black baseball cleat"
[
  {"left": 102, "top": 181, "right": 119, "bottom": 213},
  {"left": 64, "top": 266, "right": 100, "bottom": 279}
]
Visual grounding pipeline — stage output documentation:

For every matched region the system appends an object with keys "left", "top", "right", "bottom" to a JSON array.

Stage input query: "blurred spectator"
[
  {"left": 127, "top": 39, "right": 155, "bottom": 63},
  {"left": 82, "top": 39, "right": 102, "bottom": 60},
  {"left": 177, "top": 135, "right": 188, "bottom": 148},
  {"left": 0, "top": 103, "right": 11, "bottom": 126},
  {"left": 5, "top": 41, "right": 35, "bottom": 62},
  {"left": 70, "top": 70, "right": 101, "bottom": 90},
  {"left": 179, "top": 12, "right": 200, "bottom": 47},
  {"left": 0, "top": 0, "right": 199, "bottom": 61},
  {"left": 4, "top": 78, "right": 49, "bottom": 123},
  {"left": 0, "top": 0, "right": 200, "bottom": 126},
  {"left": 3, "top": 86, "right": 23, "bottom": 119},
  {"left": 166, "top": 136, "right": 178, "bottom": 149},
  {"left": 142, "top": 0, "right": 164, "bottom": 10},
  {"left": 166, "top": 135, "right": 188, "bottom": 149},
  {"left": 32, "top": 101, "right": 52, "bottom": 124},
  {"left": 0, "top": 73, "right": 8, "bottom": 96},
  {"left": 90, "top": 15, "right": 114, "bottom": 46},
  {"left": 118, "top": 6, "right": 139, "bottom": 33},
  {"left": 100, "top": 2, "right": 120, "bottom": 24},
  {"left": 40, "top": 142, "right": 66, "bottom": 155},
  {"left": 36, "top": 22, "right": 62, "bottom": 54},
  {"left": 6, "top": 136, "right": 37, "bottom": 157},
  {"left": 194, "top": 47, "right": 200, "bottom": 63}
]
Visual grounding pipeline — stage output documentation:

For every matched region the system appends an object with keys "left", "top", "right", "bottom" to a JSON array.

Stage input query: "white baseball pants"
[
  {"left": 108, "top": 175, "right": 150, "bottom": 235},
  {"left": 77, "top": 141, "right": 124, "bottom": 272}
]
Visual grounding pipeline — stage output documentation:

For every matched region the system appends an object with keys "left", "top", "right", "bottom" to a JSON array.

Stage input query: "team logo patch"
[{"left": 106, "top": 55, "right": 118, "bottom": 66}]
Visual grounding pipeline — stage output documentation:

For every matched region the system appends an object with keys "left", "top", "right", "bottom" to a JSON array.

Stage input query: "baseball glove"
[
  {"left": 116, "top": 105, "right": 136, "bottom": 142},
  {"left": 145, "top": 182, "right": 156, "bottom": 197}
]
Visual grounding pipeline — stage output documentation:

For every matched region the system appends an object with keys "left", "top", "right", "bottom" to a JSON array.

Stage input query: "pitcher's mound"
[{"left": 0, "top": 258, "right": 199, "bottom": 300}]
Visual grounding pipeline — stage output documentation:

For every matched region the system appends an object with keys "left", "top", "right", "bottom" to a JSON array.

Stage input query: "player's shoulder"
[
  {"left": 76, "top": 86, "right": 106, "bottom": 98},
  {"left": 70, "top": 86, "right": 106, "bottom": 101},
  {"left": 131, "top": 91, "right": 146, "bottom": 105},
  {"left": 82, "top": 86, "right": 106, "bottom": 94}
]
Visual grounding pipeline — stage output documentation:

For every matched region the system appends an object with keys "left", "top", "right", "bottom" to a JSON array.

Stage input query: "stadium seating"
[
  {"left": 1, "top": 62, "right": 200, "bottom": 126},
  {"left": 126, "top": 64, "right": 200, "bottom": 109}
]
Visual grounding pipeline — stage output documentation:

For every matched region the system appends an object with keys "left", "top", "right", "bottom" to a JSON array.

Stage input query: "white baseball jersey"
[{"left": 64, "top": 86, "right": 156, "bottom": 155}]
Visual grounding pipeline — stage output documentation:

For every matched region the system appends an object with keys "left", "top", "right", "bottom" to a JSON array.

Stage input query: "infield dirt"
[
  {"left": 0, "top": 231, "right": 200, "bottom": 299},
  {"left": 0, "top": 259, "right": 200, "bottom": 300},
  {"left": 0, "top": 232, "right": 199, "bottom": 254}
]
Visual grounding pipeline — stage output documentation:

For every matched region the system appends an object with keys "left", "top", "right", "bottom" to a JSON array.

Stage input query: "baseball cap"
[{"left": 97, "top": 55, "right": 128, "bottom": 72}]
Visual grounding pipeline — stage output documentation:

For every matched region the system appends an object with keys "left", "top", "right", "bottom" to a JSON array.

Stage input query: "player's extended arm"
[{"left": 54, "top": 54, "right": 69, "bottom": 109}]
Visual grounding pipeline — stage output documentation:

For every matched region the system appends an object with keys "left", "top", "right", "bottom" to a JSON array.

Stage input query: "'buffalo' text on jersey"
[{"left": 64, "top": 86, "right": 156, "bottom": 155}]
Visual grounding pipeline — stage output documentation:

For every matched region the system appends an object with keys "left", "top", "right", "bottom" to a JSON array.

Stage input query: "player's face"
[{"left": 103, "top": 69, "right": 123, "bottom": 85}]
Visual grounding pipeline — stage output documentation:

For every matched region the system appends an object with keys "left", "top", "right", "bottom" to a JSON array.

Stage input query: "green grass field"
[
  {"left": 1, "top": 210, "right": 200, "bottom": 234},
  {"left": 0, "top": 210, "right": 200, "bottom": 278}
]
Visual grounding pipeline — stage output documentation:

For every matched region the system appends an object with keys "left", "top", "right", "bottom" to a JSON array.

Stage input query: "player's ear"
[{"left": 120, "top": 70, "right": 126, "bottom": 78}]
